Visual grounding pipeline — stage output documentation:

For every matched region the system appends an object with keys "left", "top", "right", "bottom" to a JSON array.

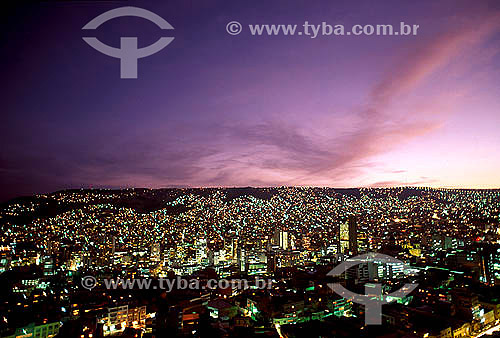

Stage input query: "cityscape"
[
  {"left": 2, "top": 0, "right": 500, "bottom": 337},
  {"left": 0, "top": 187, "right": 499, "bottom": 337}
]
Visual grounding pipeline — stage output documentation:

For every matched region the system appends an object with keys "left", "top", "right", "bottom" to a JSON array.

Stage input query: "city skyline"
[
  {"left": 1, "top": 186, "right": 500, "bottom": 337},
  {"left": 2, "top": 0, "right": 500, "bottom": 336},
  {"left": 5, "top": 185, "right": 500, "bottom": 204}
]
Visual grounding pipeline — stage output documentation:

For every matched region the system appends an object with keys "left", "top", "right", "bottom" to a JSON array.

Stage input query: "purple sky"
[{"left": 1, "top": 0, "right": 500, "bottom": 201}]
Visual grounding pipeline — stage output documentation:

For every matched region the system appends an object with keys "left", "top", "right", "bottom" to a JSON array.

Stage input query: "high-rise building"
[
  {"left": 302, "top": 236, "right": 311, "bottom": 251},
  {"left": 195, "top": 238, "right": 208, "bottom": 263},
  {"left": 97, "top": 234, "right": 115, "bottom": 266},
  {"left": 42, "top": 255, "right": 55, "bottom": 276},
  {"left": 477, "top": 244, "right": 500, "bottom": 285},
  {"left": 267, "top": 251, "right": 276, "bottom": 273},
  {"left": 339, "top": 221, "right": 349, "bottom": 254},
  {"left": 280, "top": 231, "right": 288, "bottom": 250},
  {"left": 357, "top": 230, "right": 368, "bottom": 253},
  {"left": 98, "top": 305, "right": 146, "bottom": 336},
  {"left": 338, "top": 215, "right": 358, "bottom": 255},
  {"left": 151, "top": 242, "right": 161, "bottom": 262},
  {"left": 273, "top": 229, "right": 293, "bottom": 250},
  {"left": 348, "top": 215, "right": 358, "bottom": 255},
  {"left": 231, "top": 237, "right": 238, "bottom": 262},
  {"left": 237, "top": 248, "right": 248, "bottom": 273}
]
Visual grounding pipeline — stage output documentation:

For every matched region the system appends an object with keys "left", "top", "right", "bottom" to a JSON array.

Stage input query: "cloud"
[
  {"left": 235, "top": 12, "right": 500, "bottom": 185},
  {"left": 36, "top": 11, "right": 500, "bottom": 191},
  {"left": 368, "top": 178, "right": 437, "bottom": 188},
  {"left": 2, "top": 3, "right": 500, "bottom": 200}
]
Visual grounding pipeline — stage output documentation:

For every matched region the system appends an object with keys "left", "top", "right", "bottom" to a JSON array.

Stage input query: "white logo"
[
  {"left": 328, "top": 252, "right": 418, "bottom": 325},
  {"left": 82, "top": 7, "right": 174, "bottom": 79},
  {"left": 226, "top": 21, "right": 243, "bottom": 35}
]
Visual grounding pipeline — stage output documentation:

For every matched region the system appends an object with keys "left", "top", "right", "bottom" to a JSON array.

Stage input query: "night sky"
[{"left": 1, "top": 0, "right": 500, "bottom": 201}]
